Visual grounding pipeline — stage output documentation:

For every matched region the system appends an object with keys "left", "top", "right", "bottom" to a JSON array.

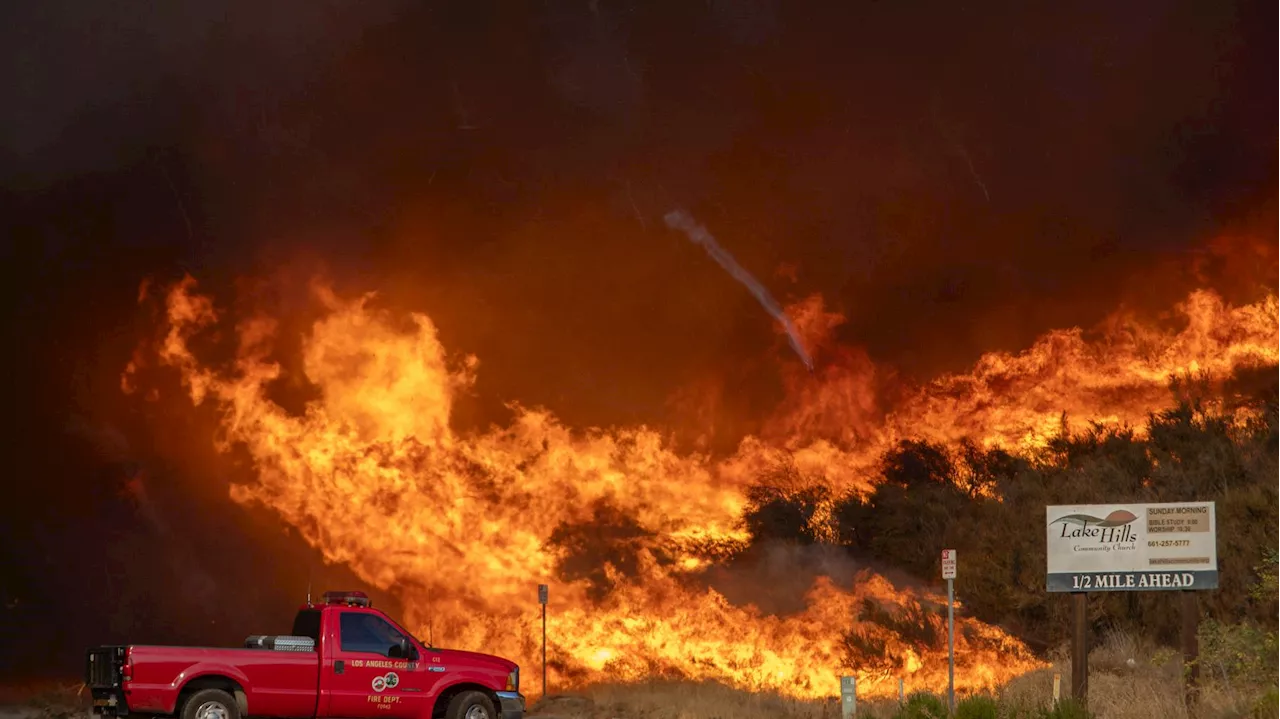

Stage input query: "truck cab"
[{"left": 85, "top": 591, "right": 524, "bottom": 719}]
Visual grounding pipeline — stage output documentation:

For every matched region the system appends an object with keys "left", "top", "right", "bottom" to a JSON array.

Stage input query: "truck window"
[
  {"left": 339, "top": 611, "right": 410, "bottom": 657},
  {"left": 292, "top": 609, "right": 322, "bottom": 641}
]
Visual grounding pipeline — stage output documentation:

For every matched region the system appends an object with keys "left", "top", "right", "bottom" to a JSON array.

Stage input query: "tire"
[
  {"left": 180, "top": 689, "right": 240, "bottom": 719},
  {"left": 444, "top": 690, "right": 496, "bottom": 719}
]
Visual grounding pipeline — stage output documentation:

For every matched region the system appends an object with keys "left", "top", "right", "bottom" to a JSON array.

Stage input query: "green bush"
[
  {"left": 1250, "top": 685, "right": 1278, "bottom": 719},
  {"left": 1199, "top": 618, "right": 1280, "bottom": 687},
  {"left": 955, "top": 694, "right": 998, "bottom": 719},
  {"left": 892, "top": 692, "right": 948, "bottom": 719},
  {"left": 996, "top": 702, "right": 1041, "bottom": 719}
]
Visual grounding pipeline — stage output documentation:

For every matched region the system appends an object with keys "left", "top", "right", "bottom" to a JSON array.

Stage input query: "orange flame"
[
  {"left": 761, "top": 289, "right": 1278, "bottom": 494},
  {"left": 127, "top": 264, "right": 1277, "bottom": 699}
]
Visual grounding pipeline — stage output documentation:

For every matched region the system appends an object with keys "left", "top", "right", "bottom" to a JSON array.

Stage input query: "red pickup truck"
[{"left": 84, "top": 591, "right": 524, "bottom": 719}]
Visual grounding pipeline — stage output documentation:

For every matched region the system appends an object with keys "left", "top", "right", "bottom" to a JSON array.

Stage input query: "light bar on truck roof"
[{"left": 322, "top": 590, "right": 372, "bottom": 607}]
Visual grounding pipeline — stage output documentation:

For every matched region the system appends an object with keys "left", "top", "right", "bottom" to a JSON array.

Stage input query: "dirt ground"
[{"left": 0, "top": 680, "right": 90, "bottom": 719}]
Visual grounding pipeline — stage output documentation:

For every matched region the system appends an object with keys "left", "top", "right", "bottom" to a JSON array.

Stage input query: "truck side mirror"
[{"left": 391, "top": 637, "right": 418, "bottom": 661}]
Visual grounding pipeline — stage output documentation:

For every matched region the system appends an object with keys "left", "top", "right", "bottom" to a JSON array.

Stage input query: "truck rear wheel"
[
  {"left": 181, "top": 689, "right": 240, "bottom": 719},
  {"left": 444, "top": 690, "right": 496, "bottom": 719}
]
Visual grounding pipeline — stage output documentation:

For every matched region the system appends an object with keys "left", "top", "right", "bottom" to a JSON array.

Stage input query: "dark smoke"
[
  {"left": 0, "top": 1, "right": 408, "bottom": 182},
  {"left": 696, "top": 541, "right": 931, "bottom": 619},
  {"left": 1, "top": 0, "right": 1274, "bottom": 679}
]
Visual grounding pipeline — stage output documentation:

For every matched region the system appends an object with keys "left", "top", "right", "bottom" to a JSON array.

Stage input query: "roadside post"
[
  {"left": 538, "top": 584, "right": 549, "bottom": 698},
  {"left": 839, "top": 675, "right": 857, "bottom": 719},
  {"left": 941, "top": 549, "right": 957, "bottom": 716},
  {"left": 1045, "top": 502, "right": 1218, "bottom": 711}
]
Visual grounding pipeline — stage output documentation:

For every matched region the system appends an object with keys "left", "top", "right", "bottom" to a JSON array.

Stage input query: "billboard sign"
[{"left": 1045, "top": 502, "right": 1217, "bottom": 592}]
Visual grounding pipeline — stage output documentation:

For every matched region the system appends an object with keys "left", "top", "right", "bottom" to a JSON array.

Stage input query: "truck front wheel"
[
  {"left": 443, "top": 690, "right": 496, "bottom": 719},
  {"left": 180, "top": 689, "right": 241, "bottom": 719}
]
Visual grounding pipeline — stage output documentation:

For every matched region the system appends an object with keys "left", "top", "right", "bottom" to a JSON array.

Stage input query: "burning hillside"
[{"left": 120, "top": 253, "right": 1277, "bottom": 699}]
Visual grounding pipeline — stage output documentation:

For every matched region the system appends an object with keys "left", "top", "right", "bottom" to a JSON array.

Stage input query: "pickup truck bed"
[{"left": 90, "top": 645, "right": 321, "bottom": 717}]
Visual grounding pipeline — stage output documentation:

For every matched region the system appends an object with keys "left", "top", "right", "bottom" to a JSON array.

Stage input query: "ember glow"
[{"left": 123, "top": 264, "right": 1277, "bottom": 699}]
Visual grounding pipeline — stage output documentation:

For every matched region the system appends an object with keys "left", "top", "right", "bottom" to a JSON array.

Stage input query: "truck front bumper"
[{"left": 495, "top": 691, "right": 525, "bottom": 719}]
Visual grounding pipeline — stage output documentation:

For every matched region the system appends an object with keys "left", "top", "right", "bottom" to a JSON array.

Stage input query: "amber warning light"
[{"left": 323, "top": 590, "right": 372, "bottom": 607}]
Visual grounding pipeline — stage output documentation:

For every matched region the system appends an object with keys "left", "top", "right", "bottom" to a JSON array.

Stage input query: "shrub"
[
  {"left": 892, "top": 692, "right": 948, "bottom": 719},
  {"left": 855, "top": 598, "right": 942, "bottom": 648},
  {"left": 742, "top": 458, "right": 831, "bottom": 545},
  {"left": 1198, "top": 618, "right": 1280, "bottom": 687},
  {"left": 955, "top": 694, "right": 998, "bottom": 719},
  {"left": 827, "top": 385, "right": 1280, "bottom": 652},
  {"left": 1250, "top": 686, "right": 1278, "bottom": 719}
]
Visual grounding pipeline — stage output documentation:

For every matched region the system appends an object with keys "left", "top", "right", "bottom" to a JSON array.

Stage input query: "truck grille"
[{"left": 85, "top": 647, "right": 125, "bottom": 688}]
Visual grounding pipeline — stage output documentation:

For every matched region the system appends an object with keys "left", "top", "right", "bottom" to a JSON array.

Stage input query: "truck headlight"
[{"left": 505, "top": 667, "right": 519, "bottom": 692}]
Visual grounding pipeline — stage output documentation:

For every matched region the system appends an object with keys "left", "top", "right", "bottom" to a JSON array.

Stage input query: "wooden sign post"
[
  {"left": 1071, "top": 592, "right": 1088, "bottom": 701},
  {"left": 1182, "top": 590, "right": 1200, "bottom": 708}
]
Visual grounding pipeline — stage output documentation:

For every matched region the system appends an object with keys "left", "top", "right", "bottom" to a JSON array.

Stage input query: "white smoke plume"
[{"left": 665, "top": 208, "right": 814, "bottom": 371}]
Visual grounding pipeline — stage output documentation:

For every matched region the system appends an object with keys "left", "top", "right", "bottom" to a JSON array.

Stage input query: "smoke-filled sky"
[{"left": 0, "top": 0, "right": 1275, "bottom": 678}]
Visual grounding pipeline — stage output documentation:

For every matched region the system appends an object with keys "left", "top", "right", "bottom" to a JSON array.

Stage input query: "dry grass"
[
  {"left": 0, "top": 680, "right": 88, "bottom": 719},
  {"left": 994, "top": 628, "right": 1277, "bottom": 719},
  {"left": 529, "top": 681, "right": 835, "bottom": 719},
  {"left": 529, "top": 632, "right": 1277, "bottom": 719},
  {"left": 0, "top": 682, "right": 81, "bottom": 707},
  {"left": 3, "top": 633, "right": 1274, "bottom": 719}
]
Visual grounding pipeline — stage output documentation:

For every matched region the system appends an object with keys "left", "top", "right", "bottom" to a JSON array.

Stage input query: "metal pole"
[
  {"left": 541, "top": 602, "right": 547, "bottom": 699},
  {"left": 947, "top": 577, "right": 955, "bottom": 716}
]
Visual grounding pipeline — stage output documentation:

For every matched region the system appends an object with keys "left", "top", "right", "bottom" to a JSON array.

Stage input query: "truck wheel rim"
[
  {"left": 196, "top": 701, "right": 229, "bottom": 719},
  {"left": 464, "top": 705, "right": 488, "bottom": 719}
]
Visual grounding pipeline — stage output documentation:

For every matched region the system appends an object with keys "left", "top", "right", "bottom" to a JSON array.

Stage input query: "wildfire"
[
  {"left": 758, "top": 289, "right": 1280, "bottom": 494},
  {"left": 122, "top": 261, "right": 1278, "bottom": 699}
]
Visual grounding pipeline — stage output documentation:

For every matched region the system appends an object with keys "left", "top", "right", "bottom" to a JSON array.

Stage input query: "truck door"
[{"left": 322, "top": 609, "right": 435, "bottom": 719}]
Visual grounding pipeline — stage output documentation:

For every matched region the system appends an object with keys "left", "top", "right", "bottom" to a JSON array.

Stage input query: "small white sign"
[
  {"left": 941, "top": 549, "right": 957, "bottom": 579},
  {"left": 538, "top": 584, "right": 549, "bottom": 605},
  {"left": 839, "top": 676, "right": 857, "bottom": 719}
]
